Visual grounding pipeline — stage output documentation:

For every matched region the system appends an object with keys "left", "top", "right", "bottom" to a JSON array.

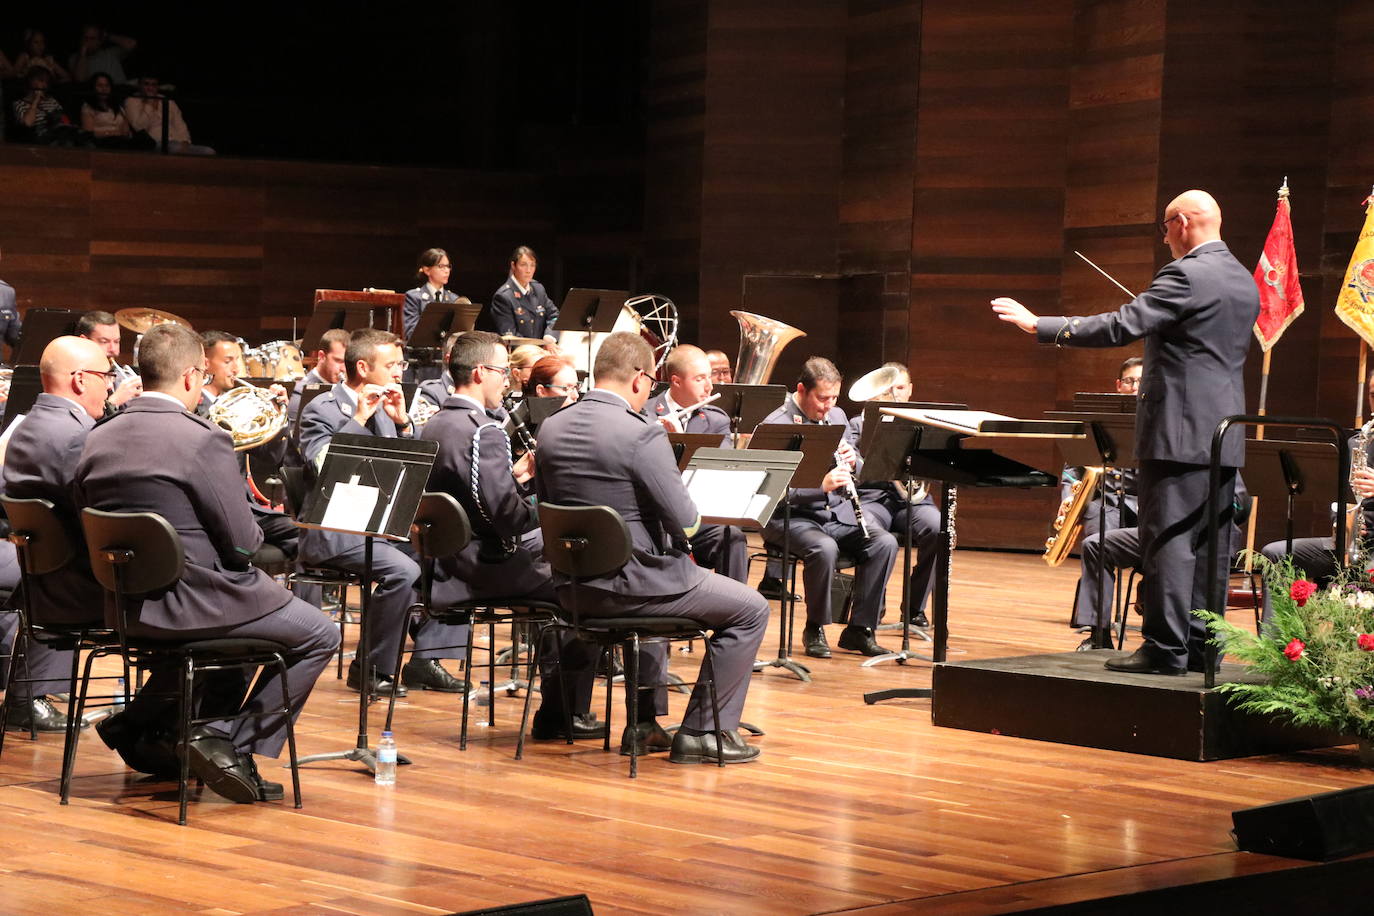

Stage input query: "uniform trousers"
[
  {"left": 689, "top": 524, "right": 748, "bottom": 583},
  {"left": 122, "top": 596, "right": 339, "bottom": 757},
  {"left": 1072, "top": 526, "right": 1142, "bottom": 630},
  {"left": 762, "top": 517, "right": 897, "bottom": 629},
  {"left": 1138, "top": 460, "right": 1236, "bottom": 664},
  {"left": 864, "top": 497, "right": 940, "bottom": 620},
  {"left": 0, "top": 612, "right": 76, "bottom": 699},
  {"left": 557, "top": 572, "right": 768, "bottom": 731}
]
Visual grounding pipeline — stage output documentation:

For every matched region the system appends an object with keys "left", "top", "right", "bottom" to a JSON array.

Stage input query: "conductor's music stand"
[
  {"left": 746, "top": 422, "right": 845, "bottom": 682},
  {"left": 711, "top": 383, "right": 787, "bottom": 447},
  {"left": 294, "top": 433, "right": 438, "bottom": 774}
]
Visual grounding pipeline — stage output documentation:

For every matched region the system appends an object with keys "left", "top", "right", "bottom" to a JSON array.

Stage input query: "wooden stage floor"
[{"left": 3, "top": 546, "right": 1372, "bottom": 914}]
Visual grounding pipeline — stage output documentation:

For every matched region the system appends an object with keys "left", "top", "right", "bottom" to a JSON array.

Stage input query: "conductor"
[{"left": 992, "top": 189, "right": 1259, "bottom": 676}]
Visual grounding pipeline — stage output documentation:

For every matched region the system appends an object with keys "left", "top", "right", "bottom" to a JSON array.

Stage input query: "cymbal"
[
  {"left": 114, "top": 307, "right": 192, "bottom": 334},
  {"left": 501, "top": 336, "right": 548, "bottom": 348},
  {"left": 848, "top": 366, "right": 903, "bottom": 402}
]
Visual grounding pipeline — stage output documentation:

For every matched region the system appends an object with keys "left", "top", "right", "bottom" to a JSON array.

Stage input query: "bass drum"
[
  {"left": 245, "top": 340, "right": 306, "bottom": 380},
  {"left": 557, "top": 294, "right": 677, "bottom": 383}
]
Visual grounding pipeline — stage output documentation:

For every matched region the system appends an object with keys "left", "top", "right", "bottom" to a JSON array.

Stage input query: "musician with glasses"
[
  {"left": 756, "top": 357, "right": 898, "bottom": 659},
  {"left": 706, "top": 349, "right": 733, "bottom": 385},
  {"left": 0, "top": 336, "right": 111, "bottom": 735},
  {"left": 297, "top": 328, "right": 468, "bottom": 696},
  {"left": 524, "top": 356, "right": 580, "bottom": 407},
  {"left": 76, "top": 309, "right": 142, "bottom": 408},
  {"left": 642, "top": 344, "right": 746, "bottom": 583}
]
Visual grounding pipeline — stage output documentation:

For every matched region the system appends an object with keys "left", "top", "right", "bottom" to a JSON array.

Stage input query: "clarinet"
[
  {"left": 825, "top": 417, "right": 871, "bottom": 539},
  {"left": 502, "top": 393, "right": 538, "bottom": 455}
]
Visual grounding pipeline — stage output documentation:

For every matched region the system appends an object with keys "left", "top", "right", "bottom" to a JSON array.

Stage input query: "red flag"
[{"left": 1253, "top": 193, "right": 1304, "bottom": 351}]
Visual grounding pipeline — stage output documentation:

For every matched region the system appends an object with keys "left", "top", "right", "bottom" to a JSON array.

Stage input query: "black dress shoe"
[
  {"left": 182, "top": 726, "right": 258, "bottom": 803},
  {"left": 619, "top": 720, "right": 673, "bottom": 756},
  {"left": 347, "top": 660, "right": 408, "bottom": 697},
  {"left": 241, "top": 754, "right": 284, "bottom": 802},
  {"left": 531, "top": 710, "right": 608, "bottom": 741},
  {"left": 912, "top": 611, "right": 930, "bottom": 628},
  {"left": 1104, "top": 647, "right": 1186, "bottom": 676},
  {"left": 837, "top": 625, "right": 886, "bottom": 657},
  {"left": 757, "top": 576, "right": 799, "bottom": 601},
  {"left": 1077, "top": 628, "right": 1113, "bottom": 651},
  {"left": 5, "top": 696, "right": 79, "bottom": 733},
  {"left": 669, "top": 729, "right": 761, "bottom": 765},
  {"left": 401, "top": 658, "right": 468, "bottom": 693},
  {"left": 802, "top": 625, "right": 831, "bottom": 658},
  {"left": 95, "top": 711, "right": 177, "bottom": 776}
]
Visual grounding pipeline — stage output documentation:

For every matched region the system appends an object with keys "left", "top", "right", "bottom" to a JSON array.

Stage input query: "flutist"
[
  {"left": 644, "top": 344, "right": 748, "bottom": 583},
  {"left": 756, "top": 357, "right": 897, "bottom": 659}
]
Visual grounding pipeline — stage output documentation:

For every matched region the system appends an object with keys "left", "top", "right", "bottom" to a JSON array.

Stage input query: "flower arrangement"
[{"left": 1195, "top": 553, "right": 1374, "bottom": 741}]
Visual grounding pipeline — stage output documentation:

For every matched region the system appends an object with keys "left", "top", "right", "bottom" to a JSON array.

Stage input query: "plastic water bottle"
[{"left": 375, "top": 731, "right": 397, "bottom": 786}]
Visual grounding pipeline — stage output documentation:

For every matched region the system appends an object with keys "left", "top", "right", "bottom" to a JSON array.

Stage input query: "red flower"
[
  {"left": 1290, "top": 580, "right": 1318, "bottom": 606},
  {"left": 1360, "top": 634, "right": 1374, "bottom": 652},
  {"left": 1283, "top": 638, "right": 1306, "bottom": 661}
]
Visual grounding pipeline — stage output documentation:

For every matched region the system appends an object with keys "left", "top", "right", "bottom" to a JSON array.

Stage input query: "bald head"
[
  {"left": 1162, "top": 189, "right": 1222, "bottom": 258},
  {"left": 38, "top": 335, "right": 112, "bottom": 418}
]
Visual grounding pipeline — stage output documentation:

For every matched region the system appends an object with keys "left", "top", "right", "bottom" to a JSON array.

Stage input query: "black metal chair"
[
  {"left": 0, "top": 497, "right": 119, "bottom": 762},
  {"left": 386, "top": 492, "right": 563, "bottom": 759},
  {"left": 76, "top": 508, "right": 304, "bottom": 825},
  {"left": 281, "top": 465, "right": 360, "bottom": 678},
  {"left": 539, "top": 502, "right": 724, "bottom": 778}
]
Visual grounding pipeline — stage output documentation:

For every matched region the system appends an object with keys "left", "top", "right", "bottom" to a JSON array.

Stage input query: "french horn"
[{"left": 209, "top": 381, "right": 288, "bottom": 451}]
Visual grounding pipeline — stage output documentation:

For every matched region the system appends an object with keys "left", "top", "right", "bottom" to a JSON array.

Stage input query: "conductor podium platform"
[{"left": 931, "top": 650, "right": 1346, "bottom": 761}]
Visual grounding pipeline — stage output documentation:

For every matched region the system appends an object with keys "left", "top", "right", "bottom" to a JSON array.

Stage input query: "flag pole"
[
  {"left": 1358, "top": 184, "right": 1374, "bottom": 429},
  {"left": 1255, "top": 177, "right": 1288, "bottom": 443}
]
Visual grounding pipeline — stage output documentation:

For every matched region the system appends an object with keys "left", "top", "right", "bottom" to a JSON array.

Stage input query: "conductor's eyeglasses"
[{"left": 1159, "top": 213, "right": 1183, "bottom": 234}]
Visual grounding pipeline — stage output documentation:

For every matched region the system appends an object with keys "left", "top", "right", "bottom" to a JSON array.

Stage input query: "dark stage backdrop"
[{"left": 2, "top": 1, "right": 1373, "bottom": 551}]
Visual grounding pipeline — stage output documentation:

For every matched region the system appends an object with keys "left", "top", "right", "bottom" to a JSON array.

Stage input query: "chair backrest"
[
  {"left": 409, "top": 492, "right": 472, "bottom": 559},
  {"left": 2, "top": 496, "right": 74, "bottom": 575},
  {"left": 538, "top": 503, "right": 632, "bottom": 580},
  {"left": 80, "top": 508, "right": 185, "bottom": 596}
]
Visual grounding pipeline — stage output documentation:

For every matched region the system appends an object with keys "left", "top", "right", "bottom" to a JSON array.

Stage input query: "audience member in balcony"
[
  {"left": 123, "top": 75, "right": 215, "bottom": 156},
  {"left": 81, "top": 72, "right": 143, "bottom": 148},
  {"left": 13, "top": 67, "right": 81, "bottom": 145},
  {"left": 70, "top": 23, "right": 136, "bottom": 85},
  {"left": 14, "top": 30, "right": 71, "bottom": 84}
]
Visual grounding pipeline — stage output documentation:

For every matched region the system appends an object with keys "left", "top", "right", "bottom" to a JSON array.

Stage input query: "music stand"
[
  {"left": 13, "top": 309, "right": 81, "bottom": 366},
  {"left": 299, "top": 301, "right": 381, "bottom": 356},
  {"left": 1242, "top": 437, "right": 1342, "bottom": 558},
  {"left": 406, "top": 300, "right": 466, "bottom": 382},
  {"left": 683, "top": 447, "right": 799, "bottom": 528},
  {"left": 711, "top": 383, "right": 787, "bottom": 447},
  {"left": 1071, "top": 392, "right": 1138, "bottom": 413},
  {"left": 747, "top": 422, "right": 845, "bottom": 682},
  {"left": 551, "top": 288, "right": 628, "bottom": 379},
  {"left": 294, "top": 433, "right": 439, "bottom": 774},
  {"left": 668, "top": 432, "right": 726, "bottom": 470},
  {"left": 0, "top": 366, "right": 41, "bottom": 432},
  {"left": 524, "top": 395, "right": 565, "bottom": 433}
]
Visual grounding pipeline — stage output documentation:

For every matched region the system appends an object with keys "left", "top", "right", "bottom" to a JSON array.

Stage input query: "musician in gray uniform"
[
  {"left": 994, "top": 189, "right": 1259, "bottom": 675},
  {"left": 0, "top": 336, "right": 110, "bottom": 733},
  {"left": 1063, "top": 357, "right": 1143, "bottom": 541},
  {"left": 643, "top": 344, "right": 747, "bottom": 583},
  {"left": 297, "top": 328, "right": 468, "bottom": 695},
  {"left": 422, "top": 330, "right": 607, "bottom": 741},
  {"left": 536, "top": 332, "right": 768, "bottom": 764},
  {"left": 75, "top": 323, "right": 339, "bottom": 803},
  {"left": 403, "top": 248, "right": 460, "bottom": 341},
  {"left": 479, "top": 246, "right": 559, "bottom": 344},
  {"left": 844, "top": 362, "right": 940, "bottom": 630},
  {"left": 0, "top": 246, "right": 22, "bottom": 364},
  {"left": 757, "top": 357, "right": 898, "bottom": 659},
  {"left": 77, "top": 310, "right": 142, "bottom": 409}
]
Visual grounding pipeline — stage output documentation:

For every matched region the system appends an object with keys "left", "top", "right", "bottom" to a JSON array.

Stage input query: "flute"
[{"left": 663, "top": 392, "right": 721, "bottom": 429}]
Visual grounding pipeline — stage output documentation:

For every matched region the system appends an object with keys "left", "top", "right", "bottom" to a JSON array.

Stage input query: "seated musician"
[
  {"left": 706, "top": 349, "right": 733, "bottom": 385},
  {"left": 535, "top": 332, "right": 769, "bottom": 764},
  {"left": 297, "top": 328, "right": 468, "bottom": 695},
  {"left": 480, "top": 246, "right": 559, "bottom": 349},
  {"left": 74, "top": 323, "right": 339, "bottom": 804},
  {"left": 844, "top": 361, "right": 940, "bottom": 629},
  {"left": 287, "top": 327, "right": 349, "bottom": 425},
  {"left": 76, "top": 309, "right": 141, "bottom": 408},
  {"left": 757, "top": 357, "right": 898, "bottom": 659},
  {"left": 1064, "top": 357, "right": 1142, "bottom": 541},
  {"left": 411, "top": 330, "right": 465, "bottom": 421},
  {"left": 507, "top": 344, "right": 547, "bottom": 394},
  {"left": 421, "top": 330, "right": 606, "bottom": 741},
  {"left": 402, "top": 248, "right": 460, "bottom": 342},
  {"left": 524, "top": 355, "right": 580, "bottom": 406},
  {"left": 644, "top": 344, "right": 746, "bottom": 583},
  {"left": 0, "top": 336, "right": 110, "bottom": 735}
]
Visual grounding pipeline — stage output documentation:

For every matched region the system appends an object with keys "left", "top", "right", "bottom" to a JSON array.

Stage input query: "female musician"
[
  {"left": 523, "top": 356, "right": 579, "bottom": 407},
  {"left": 507, "top": 344, "right": 546, "bottom": 393},
  {"left": 402, "top": 248, "right": 457, "bottom": 341}
]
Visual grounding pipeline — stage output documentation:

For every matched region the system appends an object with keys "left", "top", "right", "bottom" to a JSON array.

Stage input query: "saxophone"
[
  {"left": 1043, "top": 466, "right": 1104, "bottom": 567},
  {"left": 1346, "top": 420, "right": 1374, "bottom": 564}
]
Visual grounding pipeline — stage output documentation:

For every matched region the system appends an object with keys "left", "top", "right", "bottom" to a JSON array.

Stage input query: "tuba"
[
  {"left": 730, "top": 311, "right": 806, "bottom": 385},
  {"left": 209, "top": 380, "right": 288, "bottom": 451},
  {"left": 1043, "top": 466, "right": 1103, "bottom": 567}
]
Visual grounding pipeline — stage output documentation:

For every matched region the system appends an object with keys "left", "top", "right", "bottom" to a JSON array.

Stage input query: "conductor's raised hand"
[{"left": 991, "top": 297, "right": 1039, "bottom": 334}]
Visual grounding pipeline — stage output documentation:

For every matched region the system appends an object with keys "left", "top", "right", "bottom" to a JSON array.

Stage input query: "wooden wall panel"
[{"left": 907, "top": 1, "right": 1075, "bottom": 548}]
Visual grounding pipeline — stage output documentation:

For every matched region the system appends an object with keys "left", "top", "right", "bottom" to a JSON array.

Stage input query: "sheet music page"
[
  {"left": 321, "top": 475, "right": 380, "bottom": 532},
  {"left": 918, "top": 409, "right": 1018, "bottom": 433},
  {"left": 682, "top": 468, "right": 766, "bottom": 518}
]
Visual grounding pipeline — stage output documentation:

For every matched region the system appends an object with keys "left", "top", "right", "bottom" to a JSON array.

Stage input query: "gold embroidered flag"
[
  {"left": 1335, "top": 194, "right": 1374, "bottom": 348},
  {"left": 1252, "top": 190, "right": 1304, "bottom": 351}
]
